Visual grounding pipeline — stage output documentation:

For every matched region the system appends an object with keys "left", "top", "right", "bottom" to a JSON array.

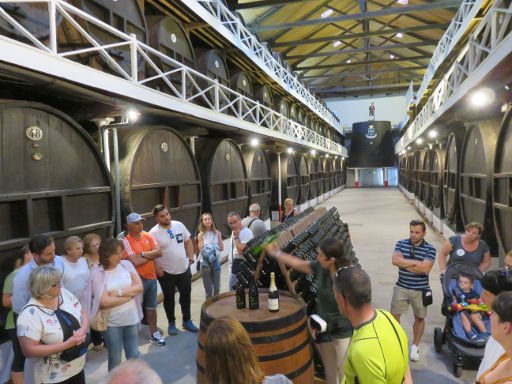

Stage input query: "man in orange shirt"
[{"left": 123, "top": 213, "right": 165, "bottom": 346}]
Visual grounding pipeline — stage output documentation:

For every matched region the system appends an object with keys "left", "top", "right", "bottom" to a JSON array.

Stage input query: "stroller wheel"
[
  {"left": 434, "top": 327, "right": 443, "bottom": 353},
  {"left": 453, "top": 362, "right": 463, "bottom": 378}
]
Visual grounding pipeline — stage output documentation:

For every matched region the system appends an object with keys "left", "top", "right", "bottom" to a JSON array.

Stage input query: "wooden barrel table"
[{"left": 196, "top": 289, "right": 313, "bottom": 384}]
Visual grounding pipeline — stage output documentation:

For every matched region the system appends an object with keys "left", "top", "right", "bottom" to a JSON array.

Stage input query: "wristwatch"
[{"left": 117, "top": 289, "right": 123, "bottom": 297}]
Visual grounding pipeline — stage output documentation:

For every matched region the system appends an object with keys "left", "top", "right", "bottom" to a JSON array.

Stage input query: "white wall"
[{"left": 325, "top": 95, "right": 406, "bottom": 129}]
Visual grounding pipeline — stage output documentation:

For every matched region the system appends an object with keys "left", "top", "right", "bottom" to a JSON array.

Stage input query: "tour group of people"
[{"left": 3, "top": 193, "right": 512, "bottom": 384}]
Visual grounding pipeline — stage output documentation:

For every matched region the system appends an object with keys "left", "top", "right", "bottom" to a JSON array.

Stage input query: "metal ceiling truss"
[
  {"left": 285, "top": 41, "right": 436, "bottom": 59},
  {"left": 179, "top": 0, "right": 343, "bottom": 132},
  {"left": 296, "top": 56, "right": 431, "bottom": 71},
  {"left": 0, "top": 0, "right": 346, "bottom": 156},
  {"left": 302, "top": 65, "right": 427, "bottom": 79},
  {"left": 271, "top": 23, "right": 451, "bottom": 48},
  {"left": 314, "top": 81, "right": 421, "bottom": 93},
  {"left": 404, "top": 0, "right": 489, "bottom": 108},
  {"left": 249, "top": 0, "right": 463, "bottom": 32},
  {"left": 396, "top": 0, "right": 512, "bottom": 153}
]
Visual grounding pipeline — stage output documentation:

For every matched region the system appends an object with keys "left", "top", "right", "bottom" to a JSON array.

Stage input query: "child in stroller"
[
  {"left": 434, "top": 262, "right": 491, "bottom": 377},
  {"left": 451, "top": 273, "right": 491, "bottom": 343}
]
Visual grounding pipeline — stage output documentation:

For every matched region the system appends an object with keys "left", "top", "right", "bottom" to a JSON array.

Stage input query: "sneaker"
[
  {"left": 410, "top": 344, "right": 420, "bottom": 362},
  {"left": 467, "top": 331, "right": 478, "bottom": 341},
  {"left": 150, "top": 331, "right": 166, "bottom": 346},
  {"left": 168, "top": 322, "right": 178, "bottom": 336},
  {"left": 182, "top": 319, "right": 199, "bottom": 333}
]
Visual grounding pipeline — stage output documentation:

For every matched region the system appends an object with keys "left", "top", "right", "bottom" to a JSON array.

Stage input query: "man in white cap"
[{"left": 122, "top": 212, "right": 165, "bottom": 346}]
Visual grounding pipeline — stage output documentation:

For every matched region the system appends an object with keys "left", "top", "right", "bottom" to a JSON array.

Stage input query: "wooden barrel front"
[{"left": 197, "top": 290, "right": 313, "bottom": 384}]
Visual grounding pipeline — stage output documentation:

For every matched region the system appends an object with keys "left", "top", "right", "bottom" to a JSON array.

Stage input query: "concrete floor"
[{"left": 85, "top": 187, "right": 474, "bottom": 383}]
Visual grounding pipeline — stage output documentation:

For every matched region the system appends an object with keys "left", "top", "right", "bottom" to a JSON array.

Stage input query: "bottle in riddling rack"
[{"left": 268, "top": 272, "right": 279, "bottom": 312}]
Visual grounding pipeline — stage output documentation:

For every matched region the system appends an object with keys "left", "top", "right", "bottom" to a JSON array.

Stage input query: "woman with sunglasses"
[
  {"left": 17, "top": 265, "right": 89, "bottom": 384},
  {"left": 83, "top": 238, "right": 143, "bottom": 371},
  {"left": 266, "top": 238, "right": 354, "bottom": 384},
  {"left": 198, "top": 213, "right": 224, "bottom": 299}
]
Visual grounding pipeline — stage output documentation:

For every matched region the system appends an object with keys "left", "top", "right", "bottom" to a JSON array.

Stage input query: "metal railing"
[
  {"left": 0, "top": 0, "right": 346, "bottom": 156},
  {"left": 395, "top": 0, "right": 512, "bottom": 153},
  {"left": 182, "top": 0, "right": 343, "bottom": 133}
]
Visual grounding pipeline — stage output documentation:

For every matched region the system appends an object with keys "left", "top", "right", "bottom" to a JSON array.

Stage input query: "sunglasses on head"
[
  {"left": 335, "top": 264, "right": 356, "bottom": 280},
  {"left": 167, "top": 229, "right": 174, "bottom": 239}
]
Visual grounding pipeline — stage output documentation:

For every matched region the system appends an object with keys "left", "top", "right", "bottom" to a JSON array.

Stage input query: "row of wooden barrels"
[{"left": 398, "top": 113, "right": 512, "bottom": 259}]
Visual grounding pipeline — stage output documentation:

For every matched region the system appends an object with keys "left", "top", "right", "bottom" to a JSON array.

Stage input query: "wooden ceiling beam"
[
  {"left": 231, "top": 0, "right": 316, "bottom": 10},
  {"left": 312, "top": 81, "right": 421, "bottom": 93},
  {"left": 249, "top": 0, "right": 462, "bottom": 32}
]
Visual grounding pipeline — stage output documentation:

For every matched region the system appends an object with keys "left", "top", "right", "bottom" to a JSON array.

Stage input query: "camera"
[{"left": 496, "top": 267, "right": 512, "bottom": 290}]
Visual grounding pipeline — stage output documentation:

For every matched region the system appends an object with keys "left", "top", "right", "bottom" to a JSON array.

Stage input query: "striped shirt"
[{"left": 394, "top": 239, "right": 436, "bottom": 291}]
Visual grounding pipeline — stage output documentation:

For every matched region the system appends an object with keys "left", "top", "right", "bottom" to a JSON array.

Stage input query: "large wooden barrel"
[
  {"left": 289, "top": 104, "right": 298, "bottom": 122},
  {"left": 399, "top": 155, "right": 408, "bottom": 189},
  {"left": 195, "top": 138, "right": 248, "bottom": 238},
  {"left": 230, "top": 71, "right": 253, "bottom": 99},
  {"left": 196, "top": 290, "right": 313, "bottom": 384},
  {"left": 0, "top": 3, "right": 59, "bottom": 42},
  {"left": 254, "top": 84, "right": 274, "bottom": 109},
  {"left": 316, "top": 157, "right": 326, "bottom": 195},
  {"left": 242, "top": 146, "right": 272, "bottom": 221},
  {"left": 443, "top": 130, "right": 464, "bottom": 229},
  {"left": 275, "top": 96, "right": 290, "bottom": 119},
  {"left": 493, "top": 108, "right": 512, "bottom": 256},
  {"left": 70, "top": 0, "right": 147, "bottom": 74},
  {"left": 297, "top": 108, "right": 304, "bottom": 126},
  {"left": 460, "top": 119, "right": 499, "bottom": 254},
  {"left": 420, "top": 150, "right": 431, "bottom": 203},
  {"left": 322, "top": 158, "right": 334, "bottom": 193},
  {"left": 296, "top": 154, "right": 310, "bottom": 204},
  {"left": 195, "top": 49, "right": 230, "bottom": 108},
  {"left": 146, "top": 16, "right": 195, "bottom": 95},
  {"left": 334, "top": 157, "right": 343, "bottom": 188},
  {"left": 0, "top": 101, "right": 114, "bottom": 266},
  {"left": 406, "top": 155, "right": 414, "bottom": 193},
  {"left": 412, "top": 149, "right": 426, "bottom": 197},
  {"left": 307, "top": 155, "right": 319, "bottom": 199},
  {"left": 270, "top": 153, "right": 299, "bottom": 211},
  {"left": 427, "top": 149, "right": 445, "bottom": 216},
  {"left": 118, "top": 126, "right": 202, "bottom": 234}
]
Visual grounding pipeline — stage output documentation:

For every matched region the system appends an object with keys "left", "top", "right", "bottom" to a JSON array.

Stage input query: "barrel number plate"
[
  {"left": 225, "top": 153, "right": 230, "bottom": 161},
  {"left": 171, "top": 33, "right": 177, "bottom": 43},
  {"left": 26, "top": 126, "right": 43, "bottom": 141},
  {"left": 161, "top": 142, "right": 169, "bottom": 152},
  {"left": 214, "top": 60, "right": 220, "bottom": 68}
]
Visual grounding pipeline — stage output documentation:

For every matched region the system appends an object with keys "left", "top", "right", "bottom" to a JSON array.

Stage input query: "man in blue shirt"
[
  {"left": 391, "top": 220, "right": 436, "bottom": 362},
  {"left": 12, "top": 234, "right": 65, "bottom": 314}
]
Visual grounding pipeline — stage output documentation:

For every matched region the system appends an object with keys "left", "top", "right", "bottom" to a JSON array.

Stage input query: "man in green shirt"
[{"left": 333, "top": 266, "right": 412, "bottom": 384}]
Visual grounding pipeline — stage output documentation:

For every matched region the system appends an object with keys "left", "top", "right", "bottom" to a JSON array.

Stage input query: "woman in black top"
[{"left": 281, "top": 198, "right": 298, "bottom": 222}]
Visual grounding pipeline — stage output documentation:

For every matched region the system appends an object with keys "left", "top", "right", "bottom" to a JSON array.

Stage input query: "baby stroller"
[{"left": 433, "top": 262, "right": 490, "bottom": 377}]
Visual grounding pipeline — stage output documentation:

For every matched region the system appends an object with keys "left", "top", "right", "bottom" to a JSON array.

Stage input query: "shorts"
[
  {"left": 141, "top": 277, "right": 158, "bottom": 310},
  {"left": 390, "top": 285, "right": 427, "bottom": 318},
  {"left": 7, "top": 327, "right": 25, "bottom": 372}
]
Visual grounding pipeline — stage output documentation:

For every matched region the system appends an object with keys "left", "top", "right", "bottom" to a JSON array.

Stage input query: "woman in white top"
[
  {"left": 17, "top": 265, "right": 89, "bottom": 384},
  {"left": 198, "top": 213, "right": 224, "bottom": 299},
  {"left": 61, "top": 236, "right": 89, "bottom": 302},
  {"left": 83, "top": 238, "right": 143, "bottom": 371},
  {"left": 82, "top": 233, "right": 104, "bottom": 350},
  {"left": 281, "top": 198, "right": 299, "bottom": 223}
]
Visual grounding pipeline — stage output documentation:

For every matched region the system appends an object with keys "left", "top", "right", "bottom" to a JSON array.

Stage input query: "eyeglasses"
[
  {"left": 335, "top": 264, "right": 357, "bottom": 280},
  {"left": 167, "top": 229, "right": 174, "bottom": 239},
  {"left": 410, "top": 247, "right": 416, "bottom": 258}
]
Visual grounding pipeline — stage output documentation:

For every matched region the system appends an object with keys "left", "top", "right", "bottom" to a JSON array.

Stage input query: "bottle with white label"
[{"left": 268, "top": 272, "right": 279, "bottom": 312}]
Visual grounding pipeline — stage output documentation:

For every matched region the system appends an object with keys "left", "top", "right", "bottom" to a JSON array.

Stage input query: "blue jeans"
[
  {"left": 141, "top": 277, "right": 158, "bottom": 310},
  {"left": 105, "top": 323, "right": 140, "bottom": 371},
  {"left": 201, "top": 266, "right": 220, "bottom": 298}
]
